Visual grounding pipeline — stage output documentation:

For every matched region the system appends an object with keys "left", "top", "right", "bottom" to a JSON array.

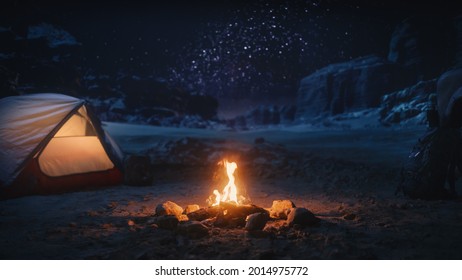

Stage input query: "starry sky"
[{"left": 2, "top": 0, "right": 460, "bottom": 110}]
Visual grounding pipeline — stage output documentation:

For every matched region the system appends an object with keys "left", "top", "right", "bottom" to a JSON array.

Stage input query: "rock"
[
  {"left": 286, "top": 207, "right": 319, "bottom": 227},
  {"left": 27, "top": 23, "right": 80, "bottom": 48},
  {"left": 123, "top": 155, "right": 153, "bottom": 186},
  {"left": 238, "top": 105, "right": 297, "bottom": 128},
  {"left": 295, "top": 55, "right": 413, "bottom": 120},
  {"left": 245, "top": 212, "right": 270, "bottom": 231},
  {"left": 269, "top": 200, "right": 296, "bottom": 219},
  {"left": 154, "top": 215, "right": 179, "bottom": 230},
  {"left": 388, "top": 16, "right": 457, "bottom": 80},
  {"left": 177, "top": 221, "right": 209, "bottom": 238},
  {"left": 245, "top": 105, "right": 280, "bottom": 126},
  {"left": 184, "top": 204, "right": 200, "bottom": 214},
  {"left": 178, "top": 214, "right": 189, "bottom": 222},
  {"left": 379, "top": 79, "right": 437, "bottom": 125},
  {"left": 155, "top": 201, "right": 183, "bottom": 217},
  {"left": 436, "top": 68, "right": 462, "bottom": 126}
]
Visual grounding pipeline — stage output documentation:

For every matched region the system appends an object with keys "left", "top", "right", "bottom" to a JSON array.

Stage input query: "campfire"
[
  {"left": 209, "top": 160, "right": 247, "bottom": 206},
  {"left": 153, "top": 158, "right": 320, "bottom": 238}
]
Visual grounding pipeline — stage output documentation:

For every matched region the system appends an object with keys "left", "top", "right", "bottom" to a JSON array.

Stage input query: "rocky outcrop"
[
  {"left": 230, "top": 104, "right": 296, "bottom": 129},
  {"left": 379, "top": 79, "right": 437, "bottom": 125},
  {"left": 295, "top": 55, "right": 413, "bottom": 121},
  {"left": 0, "top": 22, "right": 220, "bottom": 128},
  {"left": 296, "top": 14, "right": 462, "bottom": 124},
  {"left": 388, "top": 16, "right": 458, "bottom": 80},
  {"left": 87, "top": 75, "right": 219, "bottom": 127},
  {"left": 0, "top": 23, "right": 83, "bottom": 95},
  {"left": 436, "top": 68, "right": 462, "bottom": 126}
]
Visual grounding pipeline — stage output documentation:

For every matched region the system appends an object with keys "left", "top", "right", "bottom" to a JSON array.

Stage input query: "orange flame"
[{"left": 212, "top": 160, "right": 239, "bottom": 206}]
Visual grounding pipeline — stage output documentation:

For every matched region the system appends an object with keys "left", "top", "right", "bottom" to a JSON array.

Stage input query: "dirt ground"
[{"left": 1, "top": 124, "right": 462, "bottom": 259}]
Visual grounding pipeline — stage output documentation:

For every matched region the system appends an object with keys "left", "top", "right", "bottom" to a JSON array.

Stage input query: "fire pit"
[{"left": 152, "top": 159, "right": 320, "bottom": 238}]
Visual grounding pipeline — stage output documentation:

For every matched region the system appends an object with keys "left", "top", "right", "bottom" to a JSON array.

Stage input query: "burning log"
[
  {"left": 186, "top": 202, "right": 269, "bottom": 228},
  {"left": 149, "top": 158, "right": 321, "bottom": 236},
  {"left": 219, "top": 202, "right": 268, "bottom": 217},
  {"left": 214, "top": 202, "right": 268, "bottom": 228},
  {"left": 187, "top": 207, "right": 221, "bottom": 221}
]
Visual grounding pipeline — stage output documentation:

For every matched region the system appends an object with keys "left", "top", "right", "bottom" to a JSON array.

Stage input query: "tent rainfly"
[{"left": 0, "top": 93, "right": 123, "bottom": 198}]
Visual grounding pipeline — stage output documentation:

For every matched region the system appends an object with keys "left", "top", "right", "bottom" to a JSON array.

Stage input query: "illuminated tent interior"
[{"left": 0, "top": 93, "right": 123, "bottom": 198}]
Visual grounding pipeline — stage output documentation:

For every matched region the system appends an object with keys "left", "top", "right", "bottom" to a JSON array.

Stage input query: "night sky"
[{"left": 2, "top": 0, "right": 461, "bottom": 115}]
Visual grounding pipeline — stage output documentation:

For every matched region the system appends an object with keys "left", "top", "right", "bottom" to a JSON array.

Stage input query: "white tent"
[{"left": 0, "top": 93, "right": 123, "bottom": 197}]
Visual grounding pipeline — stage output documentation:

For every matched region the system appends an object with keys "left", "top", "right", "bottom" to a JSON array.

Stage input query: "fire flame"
[{"left": 211, "top": 160, "right": 239, "bottom": 206}]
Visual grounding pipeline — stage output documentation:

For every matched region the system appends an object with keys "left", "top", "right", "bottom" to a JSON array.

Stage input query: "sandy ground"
[{"left": 1, "top": 123, "right": 462, "bottom": 259}]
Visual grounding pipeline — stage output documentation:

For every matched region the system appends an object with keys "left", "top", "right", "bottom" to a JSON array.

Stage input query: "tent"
[{"left": 0, "top": 93, "right": 123, "bottom": 198}]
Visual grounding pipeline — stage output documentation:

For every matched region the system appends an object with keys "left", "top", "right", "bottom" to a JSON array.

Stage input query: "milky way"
[
  {"left": 165, "top": 1, "right": 362, "bottom": 99},
  {"left": 3, "top": 0, "right": 398, "bottom": 100}
]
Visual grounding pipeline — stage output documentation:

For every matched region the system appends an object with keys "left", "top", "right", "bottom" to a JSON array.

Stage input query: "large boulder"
[
  {"left": 295, "top": 55, "right": 413, "bottom": 120},
  {"left": 436, "top": 68, "right": 462, "bottom": 126}
]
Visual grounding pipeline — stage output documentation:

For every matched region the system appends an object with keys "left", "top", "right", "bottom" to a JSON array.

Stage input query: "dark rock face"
[
  {"left": 455, "top": 16, "right": 462, "bottom": 68},
  {"left": 436, "top": 68, "right": 462, "bottom": 125},
  {"left": 295, "top": 15, "right": 462, "bottom": 123},
  {"left": 89, "top": 76, "right": 219, "bottom": 127},
  {"left": 0, "top": 22, "right": 219, "bottom": 128},
  {"left": 0, "top": 23, "right": 84, "bottom": 95},
  {"left": 296, "top": 55, "right": 413, "bottom": 120},
  {"left": 230, "top": 104, "right": 296, "bottom": 129},
  {"left": 388, "top": 16, "right": 458, "bottom": 80}
]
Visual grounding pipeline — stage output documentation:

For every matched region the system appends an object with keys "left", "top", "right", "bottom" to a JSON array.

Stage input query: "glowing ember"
[{"left": 211, "top": 160, "right": 239, "bottom": 206}]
